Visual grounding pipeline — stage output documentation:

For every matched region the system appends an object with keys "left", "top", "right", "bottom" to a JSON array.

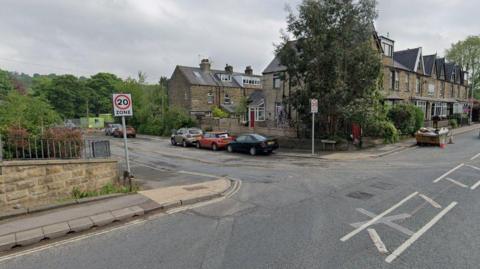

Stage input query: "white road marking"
[
  {"left": 340, "top": 192, "right": 418, "bottom": 242},
  {"left": 178, "top": 170, "right": 220, "bottom": 179},
  {"left": 385, "top": 202, "right": 457, "bottom": 263},
  {"left": 352, "top": 208, "right": 413, "bottom": 236},
  {"left": 445, "top": 177, "right": 468, "bottom": 188},
  {"left": 470, "top": 153, "right": 480, "bottom": 161},
  {"left": 367, "top": 228, "right": 389, "bottom": 254},
  {"left": 419, "top": 194, "right": 442, "bottom": 209},
  {"left": 0, "top": 219, "right": 146, "bottom": 263},
  {"left": 470, "top": 180, "right": 480, "bottom": 190},
  {"left": 433, "top": 163, "right": 465, "bottom": 183},
  {"left": 465, "top": 164, "right": 480, "bottom": 172}
]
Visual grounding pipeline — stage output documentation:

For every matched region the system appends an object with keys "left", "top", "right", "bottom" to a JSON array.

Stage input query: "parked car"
[
  {"left": 113, "top": 126, "right": 136, "bottom": 138},
  {"left": 105, "top": 123, "right": 122, "bottom": 136},
  {"left": 171, "top": 128, "right": 203, "bottom": 147},
  {"left": 226, "top": 133, "right": 279, "bottom": 156},
  {"left": 196, "top": 132, "right": 235, "bottom": 151}
]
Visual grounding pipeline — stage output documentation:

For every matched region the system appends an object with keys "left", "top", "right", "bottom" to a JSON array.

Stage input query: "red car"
[
  {"left": 196, "top": 132, "right": 234, "bottom": 151},
  {"left": 113, "top": 126, "right": 136, "bottom": 138}
]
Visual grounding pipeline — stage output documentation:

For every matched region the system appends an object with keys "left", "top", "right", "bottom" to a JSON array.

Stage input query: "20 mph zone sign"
[{"left": 113, "top": 93, "right": 133, "bottom": 116}]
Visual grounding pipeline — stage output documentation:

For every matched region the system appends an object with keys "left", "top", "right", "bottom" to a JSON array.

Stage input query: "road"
[{"left": 1, "top": 130, "right": 480, "bottom": 268}]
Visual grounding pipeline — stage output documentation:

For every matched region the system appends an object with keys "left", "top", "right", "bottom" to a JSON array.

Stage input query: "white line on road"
[
  {"left": 352, "top": 208, "right": 413, "bottom": 236},
  {"left": 385, "top": 202, "right": 457, "bottom": 263},
  {"left": 340, "top": 192, "right": 418, "bottom": 242},
  {"left": 471, "top": 153, "right": 480, "bottom": 161},
  {"left": 433, "top": 163, "right": 465, "bottom": 183},
  {"left": 419, "top": 194, "right": 442, "bottom": 208},
  {"left": 445, "top": 177, "right": 469, "bottom": 188},
  {"left": 470, "top": 180, "right": 480, "bottom": 190},
  {"left": 367, "top": 228, "right": 389, "bottom": 254},
  {"left": 178, "top": 170, "right": 220, "bottom": 179},
  {"left": 465, "top": 164, "right": 480, "bottom": 172}
]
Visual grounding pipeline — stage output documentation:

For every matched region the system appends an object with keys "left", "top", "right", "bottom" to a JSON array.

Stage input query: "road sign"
[
  {"left": 311, "top": 98, "right": 318, "bottom": 114},
  {"left": 113, "top": 93, "right": 133, "bottom": 117}
]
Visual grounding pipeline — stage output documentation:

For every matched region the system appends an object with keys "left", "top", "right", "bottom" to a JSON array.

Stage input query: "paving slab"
[
  {"left": 128, "top": 206, "right": 145, "bottom": 216},
  {"left": 111, "top": 208, "right": 135, "bottom": 221},
  {"left": 16, "top": 228, "right": 44, "bottom": 246},
  {"left": 68, "top": 217, "right": 94, "bottom": 233},
  {"left": 0, "top": 234, "right": 15, "bottom": 251},
  {"left": 42, "top": 222, "right": 70, "bottom": 239},
  {"left": 90, "top": 212, "right": 115, "bottom": 227}
]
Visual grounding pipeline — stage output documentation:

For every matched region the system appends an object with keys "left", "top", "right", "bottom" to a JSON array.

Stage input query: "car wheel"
[
  {"left": 171, "top": 138, "right": 177, "bottom": 146},
  {"left": 212, "top": 143, "right": 218, "bottom": 151},
  {"left": 249, "top": 147, "right": 256, "bottom": 156},
  {"left": 227, "top": 145, "right": 233, "bottom": 153},
  {"left": 196, "top": 142, "right": 201, "bottom": 149},
  {"left": 182, "top": 140, "right": 187, "bottom": 147}
]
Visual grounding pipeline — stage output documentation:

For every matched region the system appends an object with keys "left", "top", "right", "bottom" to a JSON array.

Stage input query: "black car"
[{"left": 226, "top": 134, "right": 279, "bottom": 156}]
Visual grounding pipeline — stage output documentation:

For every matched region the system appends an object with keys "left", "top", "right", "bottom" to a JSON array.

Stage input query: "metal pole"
[
  {"left": 121, "top": 116, "right": 131, "bottom": 174},
  {"left": 312, "top": 113, "right": 315, "bottom": 155},
  {"left": 469, "top": 85, "right": 474, "bottom": 125}
]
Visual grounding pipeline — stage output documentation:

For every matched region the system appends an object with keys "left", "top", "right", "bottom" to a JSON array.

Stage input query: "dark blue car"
[{"left": 226, "top": 134, "right": 279, "bottom": 156}]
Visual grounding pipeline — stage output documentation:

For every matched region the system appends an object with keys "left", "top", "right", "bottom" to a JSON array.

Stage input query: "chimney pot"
[
  {"left": 200, "top": 59, "right": 211, "bottom": 72},
  {"left": 225, "top": 64, "right": 233, "bottom": 73},
  {"left": 245, "top": 66, "right": 253, "bottom": 75}
]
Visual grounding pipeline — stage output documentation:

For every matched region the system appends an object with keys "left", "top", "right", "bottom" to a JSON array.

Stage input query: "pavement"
[
  {"left": 0, "top": 177, "right": 236, "bottom": 252},
  {"left": 0, "top": 125, "right": 479, "bottom": 268}
]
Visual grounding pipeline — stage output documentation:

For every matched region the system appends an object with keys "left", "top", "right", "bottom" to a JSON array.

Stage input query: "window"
[
  {"left": 394, "top": 72, "right": 400, "bottom": 90},
  {"left": 415, "top": 101, "right": 427, "bottom": 117},
  {"left": 416, "top": 77, "right": 421, "bottom": 94},
  {"left": 207, "top": 92, "right": 214, "bottom": 104},
  {"left": 220, "top": 74, "right": 231, "bottom": 82},
  {"left": 249, "top": 102, "right": 265, "bottom": 122},
  {"left": 223, "top": 94, "right": 231, "bottom": 104},
  {"left": 432, "top": 102, "right": 447, "bottom": 117},
  {"left": 390, "top": 70, "right": 395, "bottom": 90},
  {"left": 243, "top": 77, "right": 261, "bottom": 85},
  {"left": 382, "top": 43, "right": 393, "bottom": 57},
  {"left": 453, "top": 103, "right": 463, "bottom": 114},
  {"left": 428, "top": 83, "right": 435, "bottom": 96},
  {"left": 405, "top": 74, "right": 410, "bottom": 91},
  {"left": 273, "top": 74, "right": 281, "bottom": 89}
]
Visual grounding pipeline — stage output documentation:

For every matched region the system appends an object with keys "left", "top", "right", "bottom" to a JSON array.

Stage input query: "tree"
[
  {"left": 85, "top": 73, "right": 122, "bottom": 116},
  {"left": 0, "top": 69, "right": 14, "bottom": 98},
  {"left": 446, "top": 36, "right": 480, "bottom": 100},
  {"left": 0, "top": 91, "right": 60, "bottom": 134},
  {"left": 277, "top": 0, "right": 381, "bottom": 136}
]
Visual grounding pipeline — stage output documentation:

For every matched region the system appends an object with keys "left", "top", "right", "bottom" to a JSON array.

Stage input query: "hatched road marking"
[
  {"left": 385, "top": 202, "right": 458, "bottom": 263},
  {"left": 351, "top": 208, "right": 413, "bottom": 236},
  {"left": 367, "top": 228, "right": 389, "bottom": 254},
  {"left": 419, "top": 194, "right": 442, "bottom": 209},
  {"left": 340, "top": 192, "right": 418, "bottom": 242},
  {"left": 445, "top": 177, "right": 469, "bottom": 188},
  {"left": 433, "top": 164, "right": 465, "bottom": 183},
  {"left": 470, "top": 153, "right": 480, "bottom": 161}
]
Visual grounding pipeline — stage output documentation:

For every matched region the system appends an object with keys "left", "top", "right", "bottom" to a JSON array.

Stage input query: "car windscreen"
[
  {"left": 250, "top": 134, "right": 267, "bottom": 141},
  {"left": 189, "top": 129, "right": 202, "bottom": 135},
  {"left": 215, "top": 133, "right": 229, "bottom": 138}
]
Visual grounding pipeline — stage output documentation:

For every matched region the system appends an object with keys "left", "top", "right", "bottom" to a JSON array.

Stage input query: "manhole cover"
[
  {"left": 183, "top": 186, "right": 208, "bottom": 191},
  {"left": 347, "top": 191, "right": 374, "bottom": 200},
  {"left": 370, "top": 182, "right": 396, "bottom": 190}
]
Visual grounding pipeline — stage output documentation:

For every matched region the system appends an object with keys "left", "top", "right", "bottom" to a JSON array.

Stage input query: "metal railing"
[{"left": 0, "top": 135, "right": 111, "bottom": 161}]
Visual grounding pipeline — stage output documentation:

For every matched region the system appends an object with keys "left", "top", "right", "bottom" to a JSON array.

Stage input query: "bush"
[
  {"left": 449, "top": 119, "right": 458, "bottom": 129},
  {"left": 387, "top": 104, "right": 423, "bottom": 135},
  {"left": 212, "top": 106, "right": 229, "bottom": 118},
  {"left": 381, "top": 121, "right": 399, "bottom": 143}
]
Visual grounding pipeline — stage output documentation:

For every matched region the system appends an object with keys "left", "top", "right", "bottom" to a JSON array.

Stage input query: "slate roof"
[
  {"left": 435, "top": 58, "right": 445, "bottom": 78},
  {"left": 393, "top": 48, "right": 421, "bottom": 71},
  {"left": 423, "top": 54, "right": 436, "bottom": 76},
  {"left": 445, "top": 63, "right": 455, "bottom": 82},
  {"left": 248, "top": 90, "right": 265, "bottom": 106},
  {"left": 263, "top": 56, "right": 287, "bottom": 74},
  {"left": 176, "top": 66, "right": 261, "bottom": 88}
]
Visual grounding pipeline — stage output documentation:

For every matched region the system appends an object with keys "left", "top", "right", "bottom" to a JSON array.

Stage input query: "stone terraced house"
[
  {"left": 168, "top": 59, "right": 264, "bottom": 123},
  {"left": 380, "top": 35, "right": 469, "bottom": 125}
]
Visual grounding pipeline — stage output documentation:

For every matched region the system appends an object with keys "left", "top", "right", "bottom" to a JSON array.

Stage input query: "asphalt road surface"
[{"left": 1, "top": 130, "right": 480, "bottom": 269}]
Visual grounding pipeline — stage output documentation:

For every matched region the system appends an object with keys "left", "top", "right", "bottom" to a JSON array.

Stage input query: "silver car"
[{"left": 171, "top": 128, "right": 203, "bottom": 147}]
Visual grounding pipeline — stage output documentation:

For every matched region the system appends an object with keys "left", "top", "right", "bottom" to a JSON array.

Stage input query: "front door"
[{"left": 249, "top": 109, "right": 255, "bottom": 128}]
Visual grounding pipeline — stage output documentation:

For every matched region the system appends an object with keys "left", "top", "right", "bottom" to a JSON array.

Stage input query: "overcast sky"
[{"left": 0, "top": 0, "right": 478, "bottom": 83}]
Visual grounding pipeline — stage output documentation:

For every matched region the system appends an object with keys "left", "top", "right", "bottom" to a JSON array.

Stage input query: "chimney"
[
  {"left": 225, "top": 64, "right": 233, "bottom": 73},
  {"left": 199, "top": 59, "right": 211, "bottom": 72},
  {"left": 245, "top": 66, "right": 253, "bottom": 75}
]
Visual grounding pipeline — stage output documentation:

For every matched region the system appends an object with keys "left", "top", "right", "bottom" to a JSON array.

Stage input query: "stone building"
[
  {"left": 168, "top": 59, "right": 264, "bottom": 124},
  {"left": 379, "top": 35, "right": 469, "bottom": 124}
]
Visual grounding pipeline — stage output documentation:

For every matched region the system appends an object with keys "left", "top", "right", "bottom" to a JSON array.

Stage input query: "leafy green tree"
[
  {"left": 0, "top": 69, "right": 14, "bottom": 98},
  {"left": 446, "top": 36, "right": 480, "bottom": 100},
  {"left": 277, "top": 0, "right": 381, "bottom": 136},
  {"left": 85, "top": 73, "right": 122, "bottom": 116},
  {"left": 387, "top": 104, "right": 424, "bottom": 135},
  {"left": 0, "top": 91, "right": 60, "bottom": 134}
]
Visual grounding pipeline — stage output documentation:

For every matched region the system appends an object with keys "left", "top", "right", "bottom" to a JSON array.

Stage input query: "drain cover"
[
  {"left": 347, "top": 191, "right": 374, "bottom": 200},
  {"left": 183, "top": 186, "right": 208, "bottom": 191},
  {"left": 370, "top": 182, "right": 396, "bottom": 190}
]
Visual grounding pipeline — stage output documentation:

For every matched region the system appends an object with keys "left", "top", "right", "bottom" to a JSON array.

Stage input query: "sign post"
[
  {"left": 310, "top": 98, "right": 318, "bottom": 155},
  {"left": 113, "top": 93, "right": 133, "bottom": 174}
]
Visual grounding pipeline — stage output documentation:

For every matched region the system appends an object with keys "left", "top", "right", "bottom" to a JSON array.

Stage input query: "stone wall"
[
  {"left": 201, "top": 118, "right": 297, "bottom": 138},
  {"left": 0, "top": 159, "right": 118, "bottom": 209}
]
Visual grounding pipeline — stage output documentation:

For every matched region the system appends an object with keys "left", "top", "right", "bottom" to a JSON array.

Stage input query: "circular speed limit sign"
[{"left": 113, "top": 93, "right": 133, "bottom": 116}]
